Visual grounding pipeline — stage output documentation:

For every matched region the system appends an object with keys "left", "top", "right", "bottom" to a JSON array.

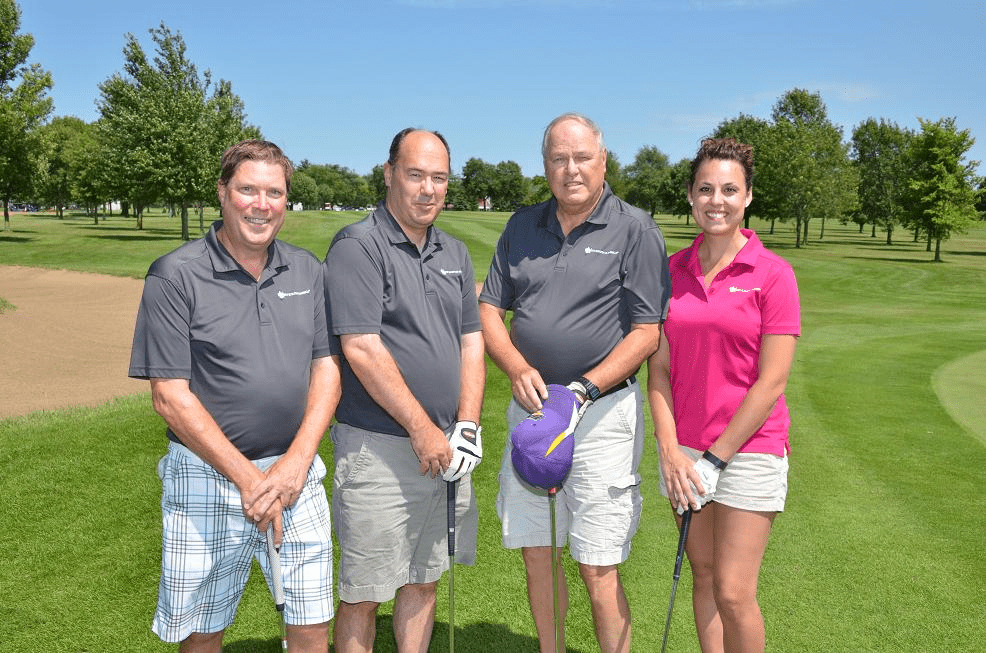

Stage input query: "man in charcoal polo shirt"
[
  {"left": 129, "top": 140, "right": 339, "bottom": 653},
  {"left": 323, "top": 128, "right": 485, "bottom": 653},
  {"left": 479, "top": 113, "right": 671, "bottom": 653}
]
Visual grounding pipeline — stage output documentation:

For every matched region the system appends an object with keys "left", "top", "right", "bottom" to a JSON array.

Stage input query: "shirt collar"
[
  {"left": 206, "top": 220, "right": 286, "bottom": 278},
  {"left": 679, "top": 229, "right": 763, "bottom": 275},
  {"left": 377, "top": 202, "right": 442, "bottom": 253},
  {"left": 539, "top": 182, "right": 615, "bottom": 236}
]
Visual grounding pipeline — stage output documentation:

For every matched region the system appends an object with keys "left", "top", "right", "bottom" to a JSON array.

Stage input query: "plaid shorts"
[{"left": 152, "top": 441, "right": 333, "bottom": 643}]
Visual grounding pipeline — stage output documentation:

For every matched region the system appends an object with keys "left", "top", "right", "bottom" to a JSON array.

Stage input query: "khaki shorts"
[
  {"left": 331, "top": 423, "right": 478, "bottom": 604},
  {"left": 658, "top": 445, "right": 789, "bottom": 512},
  {"left": 497, "top": 385, "right": 644, "bottom": 567}
]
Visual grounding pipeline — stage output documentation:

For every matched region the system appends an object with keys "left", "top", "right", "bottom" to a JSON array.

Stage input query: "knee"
[
  {"left": 713, "top": 578, "right": 757, "bottom": 617},
  {"left": 577, "top": 563, "right": 620, "bottom": 593},
  {"left": 338, "top": 600, "right": 380, "bottom": 619}
]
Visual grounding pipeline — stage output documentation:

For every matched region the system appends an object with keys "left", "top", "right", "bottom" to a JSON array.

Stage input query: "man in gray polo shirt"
[
  {"left": 479, "top": 114, "right": 671, "bottom": 653},
  {"left": 129, "top": 140, "right": 339, "bottom": 653},
  {"left": 323, "top": 128, "right": 485, "bottom": 653}
]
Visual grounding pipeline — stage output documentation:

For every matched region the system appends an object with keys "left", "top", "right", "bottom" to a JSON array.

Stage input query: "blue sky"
[{"left": 21, "top": 0, "right": 984, "bottom": 178}]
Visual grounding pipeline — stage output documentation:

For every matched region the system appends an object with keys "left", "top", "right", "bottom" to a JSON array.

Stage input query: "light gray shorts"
[
  {"left": 497, "top": 384, "right": 644, "bottom": 567},
  {"left": 153, "top": 441, "right": 333, "bottom": 643},
  {"left": 658, "top": 445, "right": 789, "bottom": 512},
  {"left": 331, "top": 423, "right": 478, "bottom": 604}
]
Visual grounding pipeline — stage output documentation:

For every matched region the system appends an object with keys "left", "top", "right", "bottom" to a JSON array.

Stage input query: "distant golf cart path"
[{"left": 0, "top": 265, "right": 146, "bottom": 419}]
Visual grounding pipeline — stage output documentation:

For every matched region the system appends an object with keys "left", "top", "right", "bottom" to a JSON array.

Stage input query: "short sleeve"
[
  {"left": 324, "top": 235, "right": 385, "bottom": 336},
  {"left": 128, "top": 274, "right": 192, "bottom": 380}
]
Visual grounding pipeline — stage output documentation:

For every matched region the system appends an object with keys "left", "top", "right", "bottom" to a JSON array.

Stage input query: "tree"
[
  {"left": 852, "top": 118, "right": 913, "bottom": 244},
  {"left": 658, "top": 159, "right": 692, "bottom": 220},
  {"left": 625, "top": 146, "right": 670, "bottom": 216},
  {"left": 39, "top": 116, "right": 87, "bottom": 217},
  {"left": 0, "top": 0, "right": 53, "bottom": 230},
  {"left": 764, "top": 89, "right": 855, "bottom": 247},
  {"left": 905, "top": 117, "right": 979, "bottom": 262},
  {"left": 605, "top": 151, "right": 628, "bottom": 198},
  {"left": 289, "top": 170, "right": 318, "bottom": 210},
  {"left": 492, "top": 160, "right": 527, "bottom": 212},
  {"left": 98, "top": 23, "right": 256, "bottom": 237},
  {"left": 367, "top": 165, "right": 386, "bottom": 205},
  {"left": 524, "top": 175, "right": 552, "bottom": 206},
  {"left": 461, "top": 157, "right": 495, "bottom": 210}
]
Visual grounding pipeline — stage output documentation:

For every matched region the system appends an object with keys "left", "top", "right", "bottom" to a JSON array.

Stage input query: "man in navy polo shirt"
[
  {"left": 323, "top": 128, "right": 485, "bottom": 653},
  {"left": 129, "top": 140, "right": 339, "bottom": 652},
  {"left": 479, "top": 114, "right": 671, "bottom": 653}
]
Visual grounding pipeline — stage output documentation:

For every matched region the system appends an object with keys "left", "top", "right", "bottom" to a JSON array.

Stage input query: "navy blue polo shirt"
[
  {"left": 480, "top": 184, "right": 671, "bottom": 385},
  {"left": 129, "top": 221, "right": 335, "bottom": 459},
  {"left": 324, "top": 204, "right": 481, "bottom": 436}
]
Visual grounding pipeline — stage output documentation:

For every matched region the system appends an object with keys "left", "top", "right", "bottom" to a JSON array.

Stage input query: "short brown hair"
[
  {"left": 689, "top": 138, "right": 754, "bottom": 191},
  {"left": 219, "top": 140, "right": 294, "bottom": 193}
]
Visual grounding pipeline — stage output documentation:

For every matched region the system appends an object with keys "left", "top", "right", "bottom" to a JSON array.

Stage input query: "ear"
[
  {"left": 217, "top": 181, "right": 225, "bottom": 208},
  {"left": 745, "top": 188, "right": 753, "bottom": 208},
  {"left": 383, "top": 162, "right": 393, "bottom": 188}
]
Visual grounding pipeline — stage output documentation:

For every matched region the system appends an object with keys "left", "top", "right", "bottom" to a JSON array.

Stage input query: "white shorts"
[
  {"left": 331, "top": 423, "right": 478, "bottom": 604},
  {"left": 497, "top": 384, "right": 644, "bottom": 567},
  {"left": 658, "top": 445, "right": 789, "bottom": 512},
  {"left": 153, "top": 441, "right": 333, "bottom": 643}
]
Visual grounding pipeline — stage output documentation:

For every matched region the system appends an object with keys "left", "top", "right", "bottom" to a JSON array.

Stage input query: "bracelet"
[
  {"left": 576, "top": 376, "right": 601, "bottom": 401},
  {"left": 702, "top": 450, "right": 728, "bottom": 471}
]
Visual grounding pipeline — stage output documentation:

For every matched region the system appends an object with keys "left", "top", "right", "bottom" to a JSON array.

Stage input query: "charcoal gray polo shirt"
[
  {"left": 479, "top": 184, "right": 671, "bottom": 386},
  {"left": 323, "top": 204, "right": 481, "bottom": 437},
  {"left": 129, "top": 221, "right": 335, "bottom": 460}
]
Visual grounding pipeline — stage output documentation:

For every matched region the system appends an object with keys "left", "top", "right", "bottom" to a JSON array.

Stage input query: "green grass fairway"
[{"left": 2, "top": 210, "right": 985, "bottom": 651}]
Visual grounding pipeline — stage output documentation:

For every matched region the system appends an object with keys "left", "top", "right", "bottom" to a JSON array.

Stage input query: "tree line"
[{"left": 2, "top": 0, "right": 983, "bottom": 260}]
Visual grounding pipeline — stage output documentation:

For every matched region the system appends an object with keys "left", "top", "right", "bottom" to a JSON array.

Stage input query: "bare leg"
[
  {"left": 179, "top": 631, "right": 223, "bottom": 653},
  {"left": 393, "top": 582, "right": 438, "bottom": 653},
  {"left": 579, "top": 563, "right": 631, "bottom": 653},
  {"left": 522, "top": 546, "right": 569, "bottom": 653},
  {"left": 285, "top": 622, "right": 329, "bottom": 653},
  {"left": 333, "top": 601, "right": 379, "bottom": 653},
  {"left": 713, "top": 505, "right": 775, "bottom": 653}
]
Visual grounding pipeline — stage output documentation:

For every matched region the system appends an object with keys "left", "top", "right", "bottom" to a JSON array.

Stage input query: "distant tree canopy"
[
  {"left": 97, "top": 23, "right": 258, "bottom": 237},
  {"left": 0, "top": 0, "right": 53, "bottom": 230},
  {"left": 1, "top": 10, "right": 979, "bottom": 264}
]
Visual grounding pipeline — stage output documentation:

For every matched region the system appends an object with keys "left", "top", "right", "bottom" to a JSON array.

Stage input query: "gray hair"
[{"left": 541, "top": 113, "right": 606, "bottom": 160}]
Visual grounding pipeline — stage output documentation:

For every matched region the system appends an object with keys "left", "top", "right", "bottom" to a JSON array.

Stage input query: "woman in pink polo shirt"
[{"left": 647, "top": 137, "right": 800, "bottom": 653}]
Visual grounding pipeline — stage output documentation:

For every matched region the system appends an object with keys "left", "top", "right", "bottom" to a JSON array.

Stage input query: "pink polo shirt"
[{"left": 664, "top": 230, "right": 800, "bottom": 456}]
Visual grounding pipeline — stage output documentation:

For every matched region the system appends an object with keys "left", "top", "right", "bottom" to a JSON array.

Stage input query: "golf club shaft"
[
  {"left": 660, "top": 509, "right": 692, "bottom": 653},
  {"left": 265, "top": 524, "right": 288, "bottom": 650},
  {"left": 549, "top": 487, "right": 562, "bottom": 653},
  {"left": 447, "top": 479, "right": 457, "bottom": 653}
]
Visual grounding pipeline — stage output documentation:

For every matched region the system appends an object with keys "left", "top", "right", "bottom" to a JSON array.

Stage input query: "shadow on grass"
[
  {"left": 0, "top": 234, "right": 35, "bottom": 243},
  {"left": 844, "top": 255, "right": 939, "bottom": 264},
  {"left": 221, "top": 616, "right": 567, "bottom": 653},
  {"left": 91, "top": 233, "right": 183, "bottom": 242}
]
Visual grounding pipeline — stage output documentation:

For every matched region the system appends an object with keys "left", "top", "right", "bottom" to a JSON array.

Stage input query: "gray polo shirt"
[
  {"left": 480, "top": 184, "right": 671, "bottom": 385},
  {"left": 129, "top": 221, "right": 335, "bottom": 460},
  {"left": 324, "top": 204, "right": 481, "bottom": 437}
]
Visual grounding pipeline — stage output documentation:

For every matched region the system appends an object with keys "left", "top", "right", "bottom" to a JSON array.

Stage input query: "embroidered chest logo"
[
  {"left": 277, "top": 289, "right": 311, "bottom": 299},
  {"left": 441, "top": 268, "right": 463, "bottom": 275},
  {"left": 584, "top": 247, "right": 620, "bottom": 256},
  {"left": 728, "top": 286, "right": 761, "bottom": 293}
]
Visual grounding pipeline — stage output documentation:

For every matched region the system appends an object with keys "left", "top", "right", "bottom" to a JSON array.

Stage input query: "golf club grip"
[
  {"left": 265, "top": 524, "right": 286, "bottom": 612},
  {"left": 447, "top": 480, "right": 457, "bottom": 556},
  {"left": 673, "top": 509, "right": 692, "bottom": 579}
]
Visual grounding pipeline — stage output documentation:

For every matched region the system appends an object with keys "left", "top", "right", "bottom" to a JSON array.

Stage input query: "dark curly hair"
[{"left": 689, "top": 137, "right": 754, "bottom": 191}]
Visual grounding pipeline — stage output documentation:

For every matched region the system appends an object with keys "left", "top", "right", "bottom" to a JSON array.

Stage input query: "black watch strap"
[
  {"left": 702, "top": 450, "right": 728, "bottom": 471},
  {"left": 577, "top": 376, "right": 601, "bottom": 401}
]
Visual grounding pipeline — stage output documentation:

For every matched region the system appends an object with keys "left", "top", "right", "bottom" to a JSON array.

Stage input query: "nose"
[
  {"left": 420, "top": 176, "right": 434, "bottom": 196},
  {"left": 565, "top": 157, "right": 578, "bottom": 175},
  {"left": 256, "top": 192, "right": 271, "bottom": 210}
]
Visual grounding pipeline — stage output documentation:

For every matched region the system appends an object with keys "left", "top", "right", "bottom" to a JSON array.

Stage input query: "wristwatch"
[{"left": 577, "top": 376, "right": 601, "bottom": 401}]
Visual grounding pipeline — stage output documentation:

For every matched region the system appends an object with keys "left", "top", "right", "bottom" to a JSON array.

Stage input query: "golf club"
[
  {"left": 265, "top": 524, "right": 288, "bottom": 651},
  {"left": 660, "top": 508, "right": 693, "bottom": 653},
  {"left": 549, "top": 486, "right": 563, "bottom": 653},
  {"left": 447, "top": 479, "right": 458, "bottom": 653}
]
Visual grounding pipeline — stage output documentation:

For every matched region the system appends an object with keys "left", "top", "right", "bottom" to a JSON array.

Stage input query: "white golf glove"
[
  {"left": 565, "top": 380, "right": 594, "bottom": 413},
  {"left": 687, "top": 457, "right": 721, "bottom": 509},
  {"left": 443, "top": 421, "right": 482, "bottom": 482}
]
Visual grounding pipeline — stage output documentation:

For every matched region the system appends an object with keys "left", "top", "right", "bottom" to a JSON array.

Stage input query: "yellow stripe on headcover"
[{"left": 544, "top": 432, "right": 567, "bottom": 457}]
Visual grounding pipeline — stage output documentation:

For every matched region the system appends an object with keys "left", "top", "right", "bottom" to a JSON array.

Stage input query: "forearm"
[
  {"left": 150, "top": 378, "right": 260, "bottom": 491},
  {"left": 582, "top": 322, "right": 662, "bottom": 391},
  {"left": 457, "top": 331, "right": 486, "bottom": 424}
]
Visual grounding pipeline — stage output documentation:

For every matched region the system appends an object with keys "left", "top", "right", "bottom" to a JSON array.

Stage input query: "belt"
[{"left": 599, "top": 374, "right": 636, "bottom": 399}]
